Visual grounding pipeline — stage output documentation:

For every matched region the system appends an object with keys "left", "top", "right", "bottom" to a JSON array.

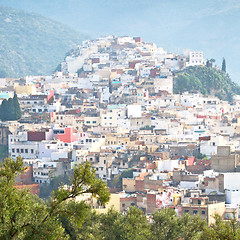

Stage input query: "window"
[
  {"left": 17, "top": 149, "right": 19, "bottom": 153},
  {"left": 21, "top": 149, "right": 24, "bottom": 153},
  {"left": 25, "top": 149, "right": 28, "bottom": 153},
  {"left": 193, "top": 210, "right": 198, "bottom": 214},
  {"left": 31, "top": 149, "right": 34, "bottom": 154},
  {"left": 86, "top": 121, "right": 90, "bottom": 124},
  {"left": 198, "top": 200, "right": 201, "bottom": 205},
  {"left": 93, "top": 121, "right": 96, "bottom": 124},
  {"left": 202, "top": 211, "right": 205, "bottom": 215},
  {"left": 184, "top": 210, "right": 189, "bottom": 213},
  {"left": 104, "top": 160, "right": 106, "bottom": 164},
  {"left": 12, "top": 149, "right": 15, "bottom": 153}
]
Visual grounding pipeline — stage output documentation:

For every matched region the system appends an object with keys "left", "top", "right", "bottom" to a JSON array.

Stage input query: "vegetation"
[
  {"left": 0, "top": 157, "right": 110, "bottom": 239},
  {"left": 0, "top": 6, "right": 87, "bottom": 78},
  {"left": 63, "top": 206, "right": 240, "bottom": 240},
  {"left": 108, "top": 169, "right": 134, "bottom": 189},
  {"left": 0, "top": 93, "right": 22, "bottom": 121},
  {"left": 40, "top": 174, "right": 71, "bottom": 199},
  {"left": 173, "top": 65, "right": 240, "bottom": 102},
  {"left": 1, "top": 156, "right": 240, "bottom": 239},
  {"left": 222, "top": 57, "right": 226, "bottom": 72},
  {"left": 0, "top": 145, "right": 8, "bottom": 162}
]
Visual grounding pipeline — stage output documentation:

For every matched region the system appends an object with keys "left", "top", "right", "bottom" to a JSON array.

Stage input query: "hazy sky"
[{"left": 1, "top": 0, "right": 240, "bottom": 82}]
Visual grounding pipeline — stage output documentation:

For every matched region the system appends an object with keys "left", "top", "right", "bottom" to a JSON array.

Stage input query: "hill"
[
  {"left": 0, "top": 6, "right": 87, "bottom": 78},
  {"left": 173, "top": 66, "right": 240, "bottom": 102},
  {"left": 1, "top": 0, "right": 240, "bottom": 83}
]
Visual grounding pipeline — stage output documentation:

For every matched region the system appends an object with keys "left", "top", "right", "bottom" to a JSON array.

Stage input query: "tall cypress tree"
[
  {"left": 222, "top": 58, "right": 226, "bottom": 72},
  {"left": 0, "top": 99, "right": 8, "bottom": 121},
  {"left": 8, "top": 98, "right": 14, "bottom": 120},
  {"left": 13, "top": 93, "right": 21, "bottom": 120}
]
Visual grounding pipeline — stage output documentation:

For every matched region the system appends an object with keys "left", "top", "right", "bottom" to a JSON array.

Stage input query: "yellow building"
[
  {"left": 122, "top": 178, "right": 135, "bottom": 192},
  {"left": 14, "top": 84, "right": 36, "bottom": 95},
  {"left": 75, "top": 193, "right": 120, "bottom": 214}
]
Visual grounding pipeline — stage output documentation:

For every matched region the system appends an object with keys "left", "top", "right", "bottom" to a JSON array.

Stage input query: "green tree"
[
  {"left": 180, "top": 213, "right": 207, "bottom": 239},
  {"left": 40, "top": 174, "right": 71, "bottom": 198},
  {"left": 8, "top": 97, "right": 14, "bottom": 120},
  {"left": 203, "top": 214, "right": 240, "bottom": 240},
  {"left": 222, "top": 57, "right": 226, "bottom": 72},
  {"left": 0, "top": 99, "right": 8, "bottom": 121},
  {"left": 13, "top": 93, "right": 22, "bottom": 120},
  {"left": 0, "top": 157, "right": 110, "bottom": 239},
  {"left": 99, "top": 208, "right": 123, "bottom": 240},
  {"left": 119, "top": 206, "right": 151, "bottom": 240},
  {"left": 0, "top": 94, "right": 21, "bottom": 121},
  {"left": 151, "top": 208, "right": 181, "bottom": 240}
]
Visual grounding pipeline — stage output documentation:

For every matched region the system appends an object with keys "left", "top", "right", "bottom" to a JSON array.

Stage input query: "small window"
[
  {"left": 12, "top": 149, "right": 15, "bottom": 153},
  {"left": 31, "top": 149, "right": 34, "bottom": 154},
  {"left": 184, "top": 210, "right": 189, "bottom": 213},
  {"left": 25, "top": 149, "right": 28, "bottom": 153},
  {"left": 202, "top": 211, "right": 205, "bottom": 215},
  {"left": 193, "top": 210, "right": 198, "bottom": 214}
]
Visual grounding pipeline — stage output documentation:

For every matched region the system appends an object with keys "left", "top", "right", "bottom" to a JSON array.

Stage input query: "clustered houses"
[{"left": 1, "top": 36, "right": 240, "bottom": 223}]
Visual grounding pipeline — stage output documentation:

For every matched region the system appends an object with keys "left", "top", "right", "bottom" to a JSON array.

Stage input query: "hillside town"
[{"left": 1, "top": 36, "right": 240, "bottom": 225}]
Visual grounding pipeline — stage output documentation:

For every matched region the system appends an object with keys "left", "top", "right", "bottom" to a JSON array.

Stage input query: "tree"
[
  {"left": 180, "top": 213, "right": 207, "bottom": 239},
  {"left": 8, "top": 97, "right": 14, "bottom": 120},
  {"left": 40, "top": 174, "right": 71, "bottom": 198},
  {"left": 13, "top": 93, "right": 22, "bottom": 120},
  {"left": 0, "top": 93, "right": 22, "bottom": 121},
  {"left": 0, "top": 99, "right": 8, "bottom": 121},
  {"left": 222, "top": 57, "right": 226, "bottom": 72},
  {"left": 203, "top": 214, "right": 240, "bottom": 240},
  {"left": 151, "top": 208, "right": 181, "bottom": 240},
  {"left": 0, "top": 157, "right": 110, "bottom": 239},
  {"left": 119, "top": 206, "right": 151, "bottom": 240}
]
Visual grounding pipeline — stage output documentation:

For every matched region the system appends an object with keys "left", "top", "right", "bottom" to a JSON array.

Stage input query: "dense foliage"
[
  {"left": 0, "top": 157, "right": 110, "bottom": 239},
  {"left": 0, "top": 6, "right": 87, "bottom": 78},
  {"left": 0, "top": 93, "right": 21, "bottom": 121},
  {"left": 1, "top": 157, "right": 240, "bottom": 239},
  {"left": 0, "top": 146, "right": 8, "bottom": 162},
  {"left": 65, "top": 206, "right": 240, "bottom": 240},
  {"left": 173, "top": 66, "right": 240, "bottom": 101},
  {"left": 40, "top": 174, "right": 71, "bottom": 198}
]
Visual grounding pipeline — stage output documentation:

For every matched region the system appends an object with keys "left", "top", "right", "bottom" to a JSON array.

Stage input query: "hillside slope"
[
  {"left": 2, "top": 0, "right": 240, "bottom": 82},
  {"left": 173, "top": 66, "right": 240, "bottom": 102},
  {"left": 0, "top": 6, "right": 87, "bottom": 78}
]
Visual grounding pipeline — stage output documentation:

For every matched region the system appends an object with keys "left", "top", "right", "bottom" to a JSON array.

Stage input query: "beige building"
[
  {"left": 75, "top": 193, "right": 120, "bottom": 213},
  {"left": 122, "top": 178, "right": 135, "bottom": 192},
  {"left": 14, "top": 84, "right": 36, "bottom": 95},
  {"left": 211, "top": 146, "right": 239, "bottom": 172},
  {"left": 182, "top": 197, "right": 225, "bottom": 225}
]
